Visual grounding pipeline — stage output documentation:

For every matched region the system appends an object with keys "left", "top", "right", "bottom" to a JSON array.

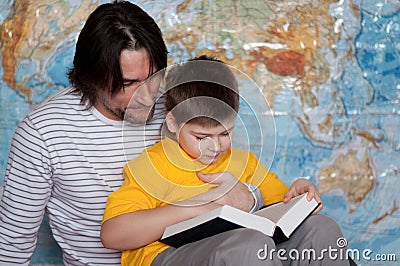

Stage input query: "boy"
[{"left": 101, "top": 56, "right": 348, "bottom": 266}]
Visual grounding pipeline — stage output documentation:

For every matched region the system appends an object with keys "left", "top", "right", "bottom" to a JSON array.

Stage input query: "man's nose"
[{"left": 136, "top": 83, "right": 156, "bottom": 106}]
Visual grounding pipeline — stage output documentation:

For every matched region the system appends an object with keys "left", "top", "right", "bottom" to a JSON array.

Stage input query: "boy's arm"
[
  {"left": 101, "top": 160, "right": 225, "bottom": 250},
  {"left": 100, "top": 171, "right": 255, "bottom": 250},
  {"left": 101, "top": 157, "right": 261, "bottom": 250},
  {"left": 243, "top": 182, "right": 265, "bottom": 213},
  {"left": 196, "top": 172, "right": 261, "bottom": 212},
  {"left": 101, "top": 200, "right": 220, "bottom": 250}
]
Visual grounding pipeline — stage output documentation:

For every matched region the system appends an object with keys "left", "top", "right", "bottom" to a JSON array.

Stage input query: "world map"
[{"left": 0, "top": 0, "right": 399, "bottom": 264}]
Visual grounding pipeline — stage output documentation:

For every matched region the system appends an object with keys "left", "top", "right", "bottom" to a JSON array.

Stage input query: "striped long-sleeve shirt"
[{"left": 0, "top": 87, "right": 165, "bottom": 265}]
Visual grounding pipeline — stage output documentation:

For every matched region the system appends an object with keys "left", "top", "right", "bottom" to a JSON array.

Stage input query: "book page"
[
  {"left": 276, "top": 195, "right": 319, "bottom": 237},
  {"left": 254, "top": 194, "right": 305, "bottom": 223}
]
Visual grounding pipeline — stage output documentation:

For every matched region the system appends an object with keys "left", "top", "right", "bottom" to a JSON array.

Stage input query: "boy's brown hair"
[{"left": 165, "top": 55, "right": 239, "bottom": 127}]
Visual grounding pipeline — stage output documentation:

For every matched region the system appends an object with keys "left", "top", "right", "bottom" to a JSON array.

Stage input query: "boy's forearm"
[
  {"left": 100, "top": 201, "right": 220, "bottom": 250},
  {"left": 243, "top": 183, "right": 265, "bottom": 213}
]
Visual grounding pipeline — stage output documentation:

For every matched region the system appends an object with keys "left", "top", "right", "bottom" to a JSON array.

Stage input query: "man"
[{"left": 0, "top": 1, "right": 262, "bottom": 265}]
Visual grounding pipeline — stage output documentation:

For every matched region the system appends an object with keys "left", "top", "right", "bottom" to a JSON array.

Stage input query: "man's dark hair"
[
  {"left": 165, "top": 55, "right": 239, "bottom": 127},
  {"left": 68, "top": 0, "right": 168, "bottom": 107}
]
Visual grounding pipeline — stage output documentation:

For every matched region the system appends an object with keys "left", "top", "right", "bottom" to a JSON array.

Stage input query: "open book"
[{"left": 160, "top": 193, "right": 320, "bottom": 248}]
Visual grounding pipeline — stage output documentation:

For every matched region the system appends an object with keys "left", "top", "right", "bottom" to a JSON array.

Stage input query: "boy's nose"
[
  {"left": 207, "top": 138, "right": 220, "bottom": 152},
  {"left": 200, "top": 138, "right": 219, "bottom": 153}
]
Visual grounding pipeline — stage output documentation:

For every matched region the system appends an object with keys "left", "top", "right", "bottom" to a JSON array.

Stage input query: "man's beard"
[
  {"left": 123, "top": 105, "right": 155, "bottom": 125},
  {"left": 99, "top": 96, "right": 155, "bottom": 125}
]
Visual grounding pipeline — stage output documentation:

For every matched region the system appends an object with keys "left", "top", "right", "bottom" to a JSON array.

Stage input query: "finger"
[
  {"left": 212, "top": 196, "right": 228, "bottom": 206},
  {"left": 283, "top": 187, "right": 297, "bottom": 202},
  {"left": 313, "top": 190, "right": 321, "bottom": 202},
  {"left": 283, "top": 193, "right": 291, "bottom": 203},
  {"left": 313, "top": 202, "right": 324, "bottom": 214},
  {"left": 305, "top": 185, "right": 322, "bottom": 202},
  {"left": 197, "top": 172, "right": 224, "bottom": 184},
  {"left": 313, "top": 192, "right": 323, "bottom": 211},
  {"left": 306, "top": 187, "right": 315, "bottom": 201},
  {"left": 293, "top": 184, "right": 313, "bottom": 200},
  {"left": 308, "top": 188, "right": 323, "bottom": 213}
]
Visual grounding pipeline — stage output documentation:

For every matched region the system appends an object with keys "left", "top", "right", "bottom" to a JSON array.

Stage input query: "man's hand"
[
  {"left": 193, "top": 172, "right": 255, "bottom": 212},
  {"left": 284, "top": 178, "right": 323, "bottom": 213}
]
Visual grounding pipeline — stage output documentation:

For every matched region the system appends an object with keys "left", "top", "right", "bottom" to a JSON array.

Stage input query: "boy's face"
[{"left": 170, "top": 118, "right": 235, "bottom": 165}]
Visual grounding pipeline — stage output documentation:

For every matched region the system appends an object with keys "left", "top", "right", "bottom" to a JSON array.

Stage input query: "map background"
[{"left": 0, "top": 0, "right": 399, "bottom": 265}]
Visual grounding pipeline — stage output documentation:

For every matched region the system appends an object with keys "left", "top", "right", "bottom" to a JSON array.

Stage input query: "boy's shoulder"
[
  {"left": 226, "top": 148, "right": 266, "bottom": 174},
  {"left": 229, "top": 148, "right": 259, "bottom": 161},
  {"left": 143, "top": 140, "right": 166, "bottom": 160},
  {"left": 125, "top": 140, "right": 166, "bottom": 167}
]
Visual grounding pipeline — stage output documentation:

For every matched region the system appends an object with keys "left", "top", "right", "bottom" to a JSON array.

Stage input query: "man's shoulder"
[
  {"left": 29, "top": 87, "right": 84, "bottom": 117},
  {"left": 26, "top": 87, "right": 88, "bottom": 122},
  {"left": 17, "top": 87, "right": 95, "bottom": 135}
]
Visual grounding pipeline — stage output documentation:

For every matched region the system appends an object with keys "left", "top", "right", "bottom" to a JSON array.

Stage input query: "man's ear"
[{"left": 165, "top": 112, "right": 177, "bottom": 133}]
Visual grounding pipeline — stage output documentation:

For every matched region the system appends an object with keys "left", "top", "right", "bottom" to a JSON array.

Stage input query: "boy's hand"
[
  {"left": 284, "top": 178, "right": 323, "bottom": 213},
  {"left": 195, "top": 172, "right": 254, "bottom": 212}
]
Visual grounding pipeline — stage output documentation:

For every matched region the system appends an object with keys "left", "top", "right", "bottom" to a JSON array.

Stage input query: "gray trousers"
[{"left": 151, "top": 214, "right": 350, "bottom": 266}]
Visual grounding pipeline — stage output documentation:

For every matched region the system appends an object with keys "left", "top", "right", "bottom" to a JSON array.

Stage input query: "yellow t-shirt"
[{"left": 103, "top": 137, "right": 289, "bottom": 266}]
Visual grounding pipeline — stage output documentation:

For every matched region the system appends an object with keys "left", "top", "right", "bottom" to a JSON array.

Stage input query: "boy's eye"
[{"left": 195, "top": 135, "right": 212, "bottom": 141}]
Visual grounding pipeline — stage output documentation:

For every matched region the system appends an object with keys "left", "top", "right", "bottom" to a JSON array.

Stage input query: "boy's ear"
[{"left": 165, "top": 112, "right": 177, "bottom": 133}]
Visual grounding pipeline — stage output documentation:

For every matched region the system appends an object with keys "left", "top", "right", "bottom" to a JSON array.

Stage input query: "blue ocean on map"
[{"left": 0, "top": 0, "right": 399, "bottom": 265}]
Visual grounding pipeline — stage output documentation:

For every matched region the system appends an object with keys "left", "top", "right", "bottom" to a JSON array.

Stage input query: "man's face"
[{"left": 94, "top": 48, "right": 159, "bottom": 124}]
